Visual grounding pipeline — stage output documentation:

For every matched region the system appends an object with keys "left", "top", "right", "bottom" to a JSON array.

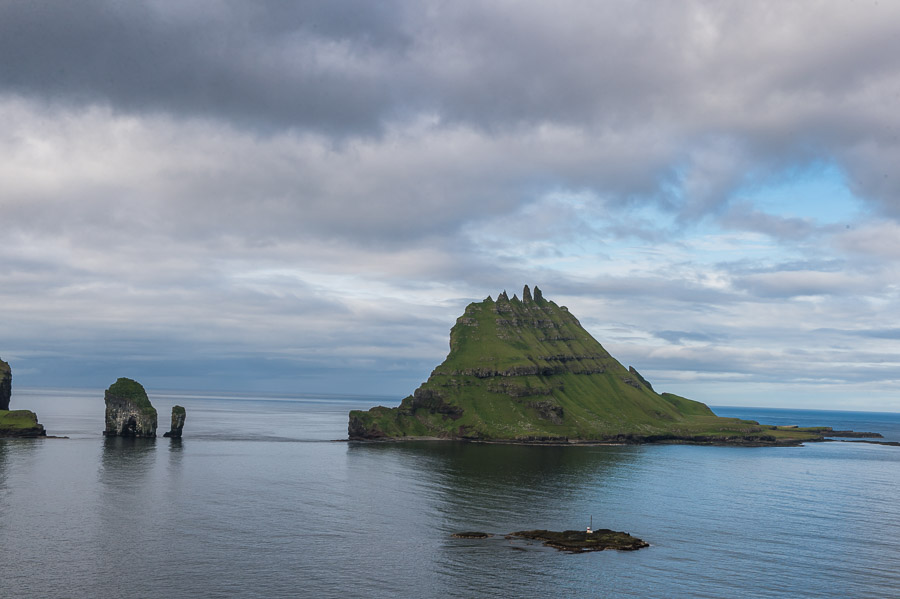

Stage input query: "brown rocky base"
[{"left": 509, "top": 529, "right": 649, "bottom": 552}]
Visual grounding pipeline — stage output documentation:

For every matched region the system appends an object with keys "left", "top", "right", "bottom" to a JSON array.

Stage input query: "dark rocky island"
[
  {"left": 509, "top": 529, "right": 649, "bottom": 552},
  {"left": 451, "top": 528, "right": 649, "bottom": 552},
  {"left": 0, "top": 357, "right": 46, "bottom": 437},
  {"left": 163, "top": 405, "right": 186, "bottom": 438},
  {"left": 349, "top": 286, "right": 845, "bottom": 446},
  {"left": 103, "top": 378, "right": 158, "bottom": 437},
  {"left": 451, "top": 532, "right": 492, "bottom": 539}
]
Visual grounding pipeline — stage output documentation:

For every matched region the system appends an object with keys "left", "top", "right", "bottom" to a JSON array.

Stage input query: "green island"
[
  {"left": 0, "top": 409, "right": 47, "bottom": 437},
  {"left": 0, "top": 357, "right": 46, "bottom": 437},
  {"left": 349, "top": 286, "right": 850, "bottom": 446}
]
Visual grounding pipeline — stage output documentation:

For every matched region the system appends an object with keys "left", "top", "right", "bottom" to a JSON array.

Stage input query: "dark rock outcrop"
[
  {"left": 103, "top": 378, "right": 157, "bottom": 438},
  {"left": 0, "top": 358, "right": 11, "bottom": 411},
  {"left": 163, "top": 405, "right": 186, "bottom": 438},
  {"left": 509, "top": 529, "right": 649, "bottom": 552}
]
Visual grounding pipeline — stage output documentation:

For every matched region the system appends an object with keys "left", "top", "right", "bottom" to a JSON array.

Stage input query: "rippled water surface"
[{"left": 3, "top": 390, "right": 900, "bottom": 598}]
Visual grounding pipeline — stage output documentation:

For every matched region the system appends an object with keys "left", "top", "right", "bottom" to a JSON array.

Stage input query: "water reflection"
[
  {"left": 0, "top": 441, "right": 7, "bottom": 507},
  {"left": 347, "top": 441, "right": 641, "bottom": 529},
  {"left": 345, "top": 441, "right": 646, "bottom": 598},
  {"left": 99, "top": 436, "right": 157, "bottom": 483},
  {"left": 167, "top": 437, "right": 183, "bottom": 454}
]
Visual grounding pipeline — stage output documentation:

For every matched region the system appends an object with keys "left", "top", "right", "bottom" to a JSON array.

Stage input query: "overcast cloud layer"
[{"left": 2, "top": 0, "right": 900, "bottom": 409}]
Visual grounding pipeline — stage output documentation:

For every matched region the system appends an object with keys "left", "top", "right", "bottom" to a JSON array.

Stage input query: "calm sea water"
[{"left": 3, "top": 389, "right": 900, "bottom": 598}]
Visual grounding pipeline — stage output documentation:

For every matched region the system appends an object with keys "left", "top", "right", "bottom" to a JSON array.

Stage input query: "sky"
[{"left": 2, "top": 1, "right": 900, "bottom": 410}]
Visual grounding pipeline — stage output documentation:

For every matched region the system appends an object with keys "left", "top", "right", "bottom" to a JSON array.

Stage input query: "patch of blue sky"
[{"left": 732, "top": 161, "right": 865, "bottom": 225}]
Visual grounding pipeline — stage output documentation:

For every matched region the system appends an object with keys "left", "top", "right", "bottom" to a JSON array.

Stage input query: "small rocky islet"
[
  {"left": 103, "top": 377, "right": 186, "bottom": 439},
  {"left": 0, "top": 367, "right": 187, "bottom": 439},
  {"left": 451, "top": 528, "right": 649, "bottom": 553}
]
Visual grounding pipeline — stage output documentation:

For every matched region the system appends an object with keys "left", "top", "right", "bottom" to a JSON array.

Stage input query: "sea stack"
[
  {"left": 163, "top": 405, "right": 186, "bottom": 438},
  {"left": 103, "top": 378, "right": 158, "bottom": 438},
  {"left": 1, "top": 357, "right": 11, "bottom": 411}
]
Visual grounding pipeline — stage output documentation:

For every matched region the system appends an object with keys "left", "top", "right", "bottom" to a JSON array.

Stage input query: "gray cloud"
[
  {"left": 654, "top": 330, "right": 727, "bottom": 345},
  {"left": 3, "top": 1, "right": 900, "bottom": 217},
  {"left": 2, "top": 1, "right": 900, "bottom": 407},
  {"left": 719, "top": 202, "right": 820, "bottom": 241}
]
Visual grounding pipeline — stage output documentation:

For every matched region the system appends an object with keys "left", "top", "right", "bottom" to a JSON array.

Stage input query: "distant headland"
[
  {"left": 0, "top": 357, "right": 46, "bottom": 437},
  {"left": 348, "top": 286, "right": 863, "bottom": 446},
  {"left": 0, "top": 365, "right": 186, "bottom": 439}
]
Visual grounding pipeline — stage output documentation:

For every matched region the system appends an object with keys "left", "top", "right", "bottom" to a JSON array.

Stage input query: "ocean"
[{"left": 2, "top": 389, "right": 900, "bottom": 598}]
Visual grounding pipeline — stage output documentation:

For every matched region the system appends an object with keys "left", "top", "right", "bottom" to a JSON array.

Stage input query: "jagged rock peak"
[
  {"left": 164, "top": 405, "right": 186, "bottom": 438},
  {"left": 522, "top": 285, "right": 532, "bottom": 302},
  {"left": 533, "top": 286, "right": 544, "bottom": 303},
  {"left": 498, "top": 290, "right": 509, "bottom": 302},
  {"left": 0, "top": 357, "right": 10, "bottom": 411},
  {"left": 103, "top": 377, "right": 158, "bottom": 438}
]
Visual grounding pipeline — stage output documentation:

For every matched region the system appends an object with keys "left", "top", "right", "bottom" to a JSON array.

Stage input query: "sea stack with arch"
[{"left": 103, "top": 377, "right": 158, "bottom": 438}]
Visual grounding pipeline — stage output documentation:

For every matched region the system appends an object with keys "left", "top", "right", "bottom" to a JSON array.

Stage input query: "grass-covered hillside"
[
  {"left": 0, "top": 410, "right": 47, "bottom": 437},
  {"left": 349, "top": 286, "right": 825, "bottom": 445}
]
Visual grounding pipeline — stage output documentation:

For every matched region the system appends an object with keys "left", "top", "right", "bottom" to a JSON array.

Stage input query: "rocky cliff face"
[
  {"left": 103, "top": 378, "right": 157, "bottom": 438},
  {"left": 0, "top": 358, "right": 11, "bottom": 411},
  {"left": 163, "top": 405, "right": 186, "bottom": 438}
]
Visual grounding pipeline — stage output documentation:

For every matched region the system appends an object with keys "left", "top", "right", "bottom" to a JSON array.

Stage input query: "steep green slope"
[{"left": 349, "top": 286, "right": 823, "bottom": 445}]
